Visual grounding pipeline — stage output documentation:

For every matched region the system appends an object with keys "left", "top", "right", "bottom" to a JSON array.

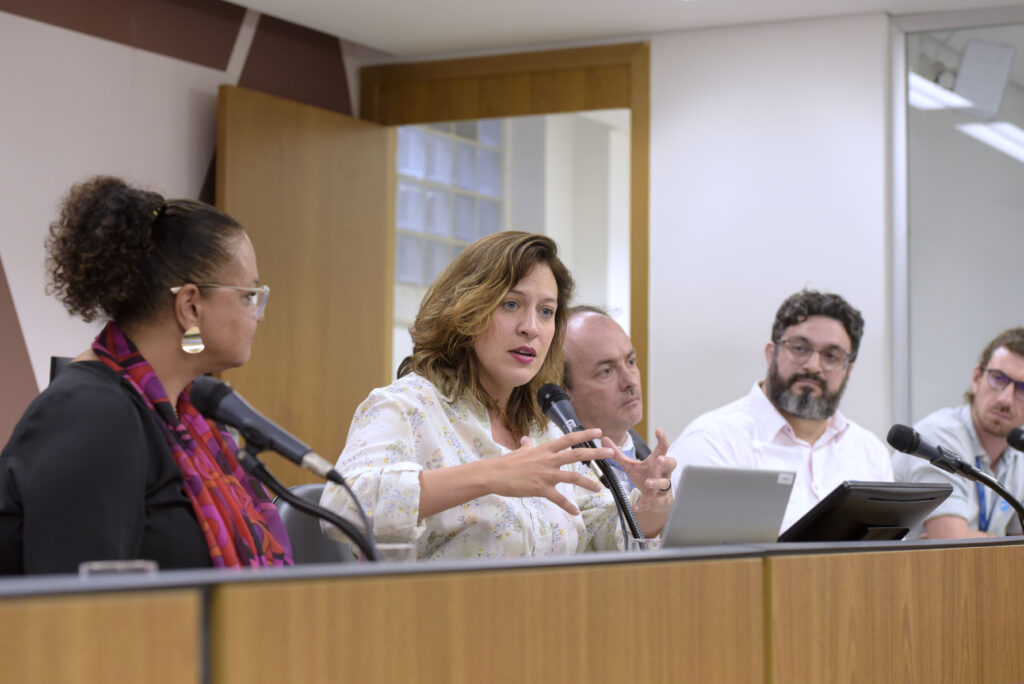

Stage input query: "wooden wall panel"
[
  {"left": 210, "top": 558, "right": 764, "bottom": 684},
  {"left": 767, "top": 544, "right": 1024, "bottom": 683},
  {"left": 0, "top": 590, "right": 201, "bottom": 684},
  {"left": 361, "top": 43, "right": 651, "bottom": 437},
  {"left": 217, "top": 85, "right": 394, "bottom": 485}
]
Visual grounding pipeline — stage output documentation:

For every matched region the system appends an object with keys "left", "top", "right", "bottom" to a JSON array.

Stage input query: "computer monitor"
[{"left": 778, "top": 481, "right": 953, "bottom": 542}]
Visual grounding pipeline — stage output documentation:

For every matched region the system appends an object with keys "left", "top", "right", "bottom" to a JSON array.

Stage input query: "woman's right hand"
[
  {"left": 485, "top": 429, "right": 611, "bottom": 516},
  {"left": 418, "top": 429, "right": 611, "bottom": 521}
]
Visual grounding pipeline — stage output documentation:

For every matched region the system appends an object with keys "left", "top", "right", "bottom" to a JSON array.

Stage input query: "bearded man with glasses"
[
  {"left": 667, "top": 289, "right": 893, "bottom": 533},
  {"left": 893, "top": 328, "right": 1024, "bottom": 539}
]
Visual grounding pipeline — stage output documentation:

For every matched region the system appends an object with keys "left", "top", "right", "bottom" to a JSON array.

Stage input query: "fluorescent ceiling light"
[
  {"left": 956, "top": 122, "right": 1024, "bottom": 165},
  {"left": 908, "top": 73, "right": 973, "bottom": 111}
]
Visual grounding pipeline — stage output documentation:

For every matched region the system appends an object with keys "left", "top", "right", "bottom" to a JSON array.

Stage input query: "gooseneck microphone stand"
[
  {"left": 235, "top": 442, "right": 378, "bottom": 561},
  {"left": 972, "top": 468, "right": 1024, "bottom": 534},
  {"left": 536, "top": 384, "right": 644, "bottom": 541},
  {"left": 592, "top": 457, "right": 645, "bottom": 541}
]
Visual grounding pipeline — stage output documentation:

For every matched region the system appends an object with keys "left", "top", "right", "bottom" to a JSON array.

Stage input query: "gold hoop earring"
[{"left": 181, "top": 326, "right": 205, "bottom": 354}]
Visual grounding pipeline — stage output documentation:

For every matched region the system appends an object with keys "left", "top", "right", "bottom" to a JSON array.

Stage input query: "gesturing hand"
[
  {"left": 606, "top": 429, "right": 676, "bottom": 535},
  {"left": 487, "top": 429, "right": 612, "bottom": 516}
]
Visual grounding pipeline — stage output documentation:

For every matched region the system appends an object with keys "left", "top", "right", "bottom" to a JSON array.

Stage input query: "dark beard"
[{"left": 766, "top": 357, "right": 848, "bottom": 420}]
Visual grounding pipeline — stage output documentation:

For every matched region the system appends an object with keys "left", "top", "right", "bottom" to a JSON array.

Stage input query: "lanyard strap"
[{"left": 976, "top": 456, "right": 991, "bottom": 533}]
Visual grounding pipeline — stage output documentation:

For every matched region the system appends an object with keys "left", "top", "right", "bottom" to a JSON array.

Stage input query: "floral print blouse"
[{"left": 320, "top": 374, "right": 624, "bottom": 559}]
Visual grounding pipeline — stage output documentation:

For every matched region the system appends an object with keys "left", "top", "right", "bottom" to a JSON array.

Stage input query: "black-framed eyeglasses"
[
  {"left": 170, "top": 284, "right": 270, "bottom": 318},
  {"left": 776, "top": 337, "right": 852, "bottom": 371},
  {"left": 981, "top": 367, "right": 1024, "bottom": 401}
]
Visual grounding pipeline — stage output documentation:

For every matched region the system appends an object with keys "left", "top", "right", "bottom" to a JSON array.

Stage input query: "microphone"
[
  {"left": 888, "top": 423, "right": 1024, "bottom": 534},
  {"left": 190, "top": 376, "right": 342, "bottom": 485},
  {"left": 537, "top": 383, "right": 600, "bottom": 451},
  {"left": 536, "top": 383, "right": 644, "bottom": 540},
  {"left": 886, "top": 424, "right": 989, "bottom": 482},
  {"left": 1006, "top": 427, "right": 1024, "bottom": 452}
]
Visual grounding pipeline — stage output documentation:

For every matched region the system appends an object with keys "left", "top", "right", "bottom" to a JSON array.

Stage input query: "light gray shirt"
[{"left": 892, "top": 404, "right": 1024, "bottom": 537}]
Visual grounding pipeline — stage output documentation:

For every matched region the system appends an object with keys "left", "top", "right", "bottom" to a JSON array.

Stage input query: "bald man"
[{"left": 563, "top": 306, "right": 669, "bottom": 491}]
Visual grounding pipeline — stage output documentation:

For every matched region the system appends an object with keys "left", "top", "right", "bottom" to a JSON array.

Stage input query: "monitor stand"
[{"left": 860, "top": 526, "right": 909, "bottom": 541}]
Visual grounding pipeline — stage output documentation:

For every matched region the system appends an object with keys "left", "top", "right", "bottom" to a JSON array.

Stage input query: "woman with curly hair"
[
  {"left": 320, "top": 231, "right": 674, "bottom": 559},
  {"left": 0, "top": 176, "right": 291, "bottom": 574}
]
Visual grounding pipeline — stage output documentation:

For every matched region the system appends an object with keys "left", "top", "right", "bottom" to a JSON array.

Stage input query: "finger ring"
[{"left": 659, "top": 483, "right": 671, "bottom": 492}]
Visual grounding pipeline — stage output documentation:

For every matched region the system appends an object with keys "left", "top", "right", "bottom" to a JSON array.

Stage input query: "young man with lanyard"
[{"left": 893, "top": 328, "right": 1024, "bottom": 538}]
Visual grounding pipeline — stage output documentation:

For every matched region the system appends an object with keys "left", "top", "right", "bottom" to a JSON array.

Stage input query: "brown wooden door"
[{"left": 216, "top": 85, "right": 394, "bottom": 486}]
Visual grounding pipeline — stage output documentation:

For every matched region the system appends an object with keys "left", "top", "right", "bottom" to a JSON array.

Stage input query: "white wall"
[
  {"left": 648, "top": 13, "right": 894, "bottom": 443},
  {"left": 0, "top": 12, "right": 234, "bottom": 387},
  {"left": 606, "top": 119, "right": 631, "bottom": 332},
  {"left": 508, "top": 112, "right": 631, "bottom": 320}
]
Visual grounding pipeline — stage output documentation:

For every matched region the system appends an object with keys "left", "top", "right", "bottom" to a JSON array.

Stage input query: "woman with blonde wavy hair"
[{"left": 321, "top": 231, "right": 673, "bottom": 559}]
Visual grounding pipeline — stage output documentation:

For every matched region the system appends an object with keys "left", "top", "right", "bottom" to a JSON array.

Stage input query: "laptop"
[{"left": 661, "top": 465, "right": 795, "bottom": 546}]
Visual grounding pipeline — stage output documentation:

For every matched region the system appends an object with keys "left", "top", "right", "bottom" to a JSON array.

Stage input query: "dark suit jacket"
[{"left": 629, "top": 428, "right": 651, "bottom": 461}]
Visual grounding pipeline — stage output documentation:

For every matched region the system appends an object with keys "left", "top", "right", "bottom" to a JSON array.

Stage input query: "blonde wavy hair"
[{"left": 398, "top": 231, "right": 574, "bottom": 439}]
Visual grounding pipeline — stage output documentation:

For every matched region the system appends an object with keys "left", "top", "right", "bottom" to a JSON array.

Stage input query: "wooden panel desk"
[
  {"left": 2, "top": 539, "right": 1022, "bottom": 684},
  {"left": 209, "top": 552, "right": 764, "bottom": 684},
  {"left": 0, "top": 585, "right": 202, "bottom": 684},
  {"left": 766, "top": 540, "right": 1024, "bottom": 684}
]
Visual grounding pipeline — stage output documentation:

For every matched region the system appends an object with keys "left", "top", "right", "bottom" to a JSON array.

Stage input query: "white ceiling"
[{"left": 238, "top": 0, "right": 1024, "bottom": 57}]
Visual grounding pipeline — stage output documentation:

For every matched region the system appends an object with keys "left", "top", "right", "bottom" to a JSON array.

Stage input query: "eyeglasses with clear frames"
[
  {"left": 776, "top": 337, "right": 852, "bottom": 372},
  {"left": 170, "top": 284, "right": 270, "bottom": 318},
  {"left": 980, "top": 367, "right": 1024, "bottom": 402}
]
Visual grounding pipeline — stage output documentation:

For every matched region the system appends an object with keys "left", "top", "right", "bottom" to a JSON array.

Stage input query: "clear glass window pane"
[
  {"left": 453, "top": 194, "right": 476, "bottom": 242},
  {"left": 425, "top": 133, "right": 452, "bottom": 184},
  {"left": 424, "top": 189, "right": 451, "bottom": 237},
  {"left": 393, "top": 283, "right": 424, "bottom": 323},
  {"left": 396, "top": 180, "right": 425, "bottom": 232},
  {"left": 478, "top": 199, "right": 500, "bottom": 238},
  {"left": 453, "top": 142, "right": 476, "bottom": 190},
  {"left": 478, "top": 119, "right": 501, "bottom": 146},
  {"left": 396, "top": 127, "right": 426, "bottom": 179},
  {"left": 477, "top": 148, "right": 501, "bottom": 197},
  {"left": 454, "top": 120, "right": 477, "bottom": 140},
  {"left": 425, "top": 240, "right": 453, "bottom": 283},
  {"left": 396, "top": 234, "right": 424, "bottom": 285},
  {"left": 392, "top": 324, "right": 414, "bottom": 380},
  {"left": 428, "top": 122, "right": 451, "bottom": 133}
]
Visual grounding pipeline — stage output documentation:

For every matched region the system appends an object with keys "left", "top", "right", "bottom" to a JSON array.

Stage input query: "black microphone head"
[
  {"left": 537, "top": 383, "right": 570, "bottom": 412},
  {"left": 1008, "top": 427, "right": 1024, "bottom": 452},
  {"left": 886, "top": 424, "right": 920, "bottom": 454},
  {"left": 190, "top": 375, "right": 233, "bottom": 417}
]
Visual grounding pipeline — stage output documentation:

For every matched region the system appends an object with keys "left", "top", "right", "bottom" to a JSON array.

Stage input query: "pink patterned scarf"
[{"left": 92, "top": 322, "right": 292, "bottom": 568}]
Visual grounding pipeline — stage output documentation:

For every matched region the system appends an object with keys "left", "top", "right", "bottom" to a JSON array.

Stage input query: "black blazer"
[
  {"left": 629, "top": 428, "right": 651, "bottom": 461},
  {"left": 0, "top": 361, "right": 210, "bottom": 574}
]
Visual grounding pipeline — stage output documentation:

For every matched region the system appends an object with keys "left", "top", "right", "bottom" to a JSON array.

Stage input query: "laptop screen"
[{"left": 660, "top": 465, "right": 795, "bottom": 547}]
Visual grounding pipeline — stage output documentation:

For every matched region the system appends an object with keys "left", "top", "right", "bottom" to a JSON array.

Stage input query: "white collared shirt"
[
  {"left": 606, "top": 432, "right": 636, "bottom": 492},
  {"left": 667, "top": 383, "right": 893, "bottom": 532}
]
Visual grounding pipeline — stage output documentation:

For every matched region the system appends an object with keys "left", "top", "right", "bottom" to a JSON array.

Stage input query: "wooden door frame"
[{"left": 360, "top": 42, "right": 650, "bottom": 436}]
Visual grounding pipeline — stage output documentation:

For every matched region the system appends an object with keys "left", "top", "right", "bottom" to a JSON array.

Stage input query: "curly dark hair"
[
  {"left": 964, "top": 327, "right": 1024, "bottom": 404},
  {"left": 397, "top": 231, "right": 575, "bottom": 440},
  {"left": 771, "top": 289, "right": 865, "bottom": 360},
  {"left": 46, "top": 176, "right": 242, "bottom": 325}
]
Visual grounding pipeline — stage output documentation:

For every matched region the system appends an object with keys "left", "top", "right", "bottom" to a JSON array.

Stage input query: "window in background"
[{"left": 393, "top": 119, "right": 504, "bottom": 375}]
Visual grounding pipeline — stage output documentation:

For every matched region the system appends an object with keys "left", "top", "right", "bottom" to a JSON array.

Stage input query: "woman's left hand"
[{"left": 605, "top": 429, "right": 675, "bottom": 537}]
